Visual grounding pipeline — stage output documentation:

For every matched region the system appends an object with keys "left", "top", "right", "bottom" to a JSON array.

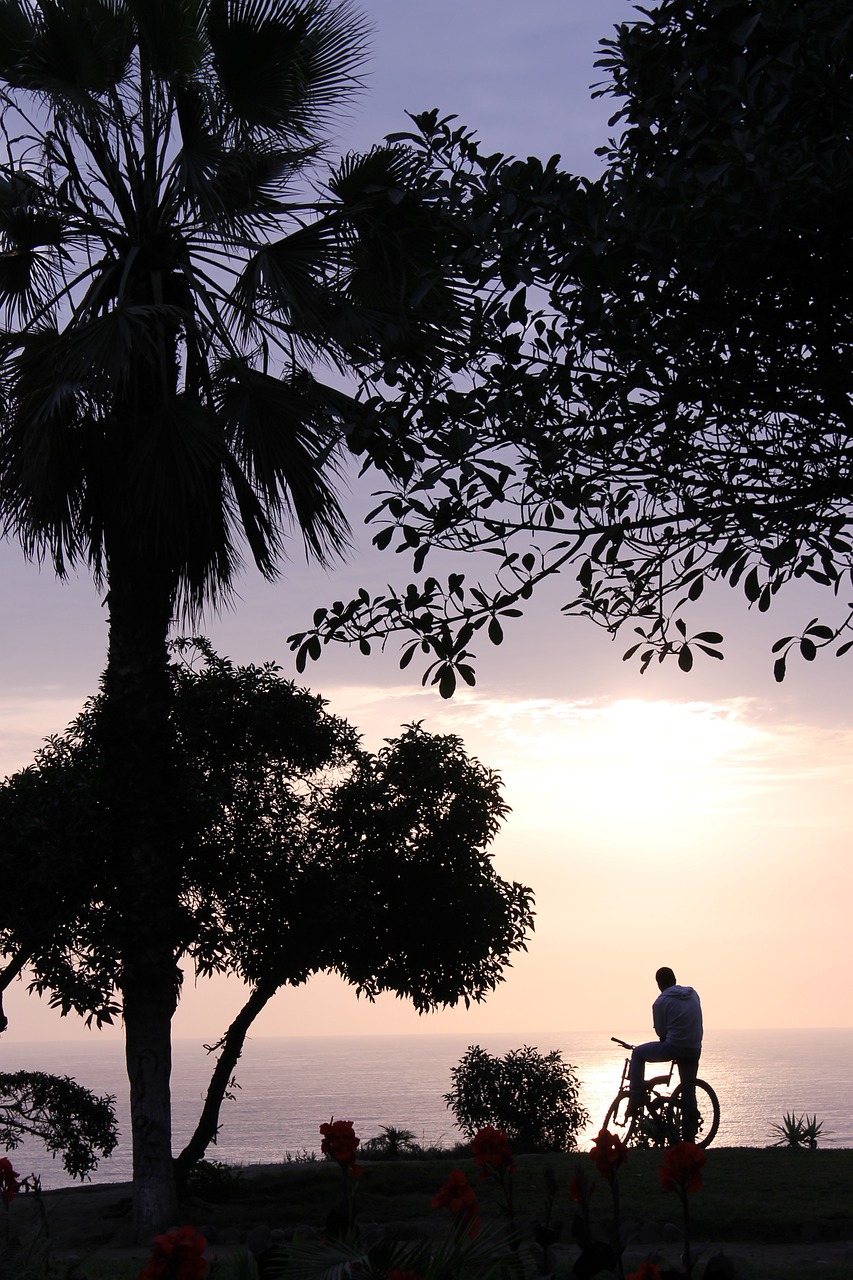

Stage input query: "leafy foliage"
[
  {"left": 1, "top": 640, "right": 532, "bottom": 1008},
  {"left": 1, "top": 641, "right": 533, "bottom": 1011},
  {"left": 0, "top": 1070, "right": 117, "bottom": 1179},
  {"left": 289, "top": 2, "right": 853, "bottom": 691},
  {"left": 444, "top": 1046, "right": 589, "bottom": 1153},
  {"left": 0, "top": 643, "right": 534, "bottom": 1172}
]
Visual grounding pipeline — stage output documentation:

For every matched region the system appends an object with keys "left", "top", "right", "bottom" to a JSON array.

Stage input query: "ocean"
[{"left": 1, "top": 1028, "right": 850, "bottom": 1189}]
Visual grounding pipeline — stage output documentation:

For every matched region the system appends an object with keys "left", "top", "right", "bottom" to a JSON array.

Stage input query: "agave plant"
[
  {"left": 361, "top": 1125, "right": 419, "bottom": 1158},
  {"left": 770, "top": 1112, "right": 825, "bottom": 1149}
]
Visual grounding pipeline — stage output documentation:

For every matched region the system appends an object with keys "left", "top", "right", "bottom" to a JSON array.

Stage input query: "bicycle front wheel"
[
  {"left": 666, "top": 1079, "right": 720, "bottom": 1148},
  {"left": 602, "top": 1090, "right": 639, "bottom": 1144}
]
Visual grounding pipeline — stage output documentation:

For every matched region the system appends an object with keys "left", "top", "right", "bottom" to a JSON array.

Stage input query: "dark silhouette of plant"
[
  {"left": 0, "top": 1157, "right": 18, "bottom": 1208},
  {"left": 0, "top": 0, "right": 472, "bottom": 1238},
  {"left": 471, "top": 1125, "right": 516, "bottom": 1225},
  {"left": 590, "top": 1127, "right": 630, "bottom": 1279},
  {"left": 658, "top": 1141, "right": 706, "bottom": 1278},
  {"left": 290, "top": 1, "right": 853, "bottom": 693},
  {"left": 770, "top": 1112, "right": 825, "bottom": 1150},
  {"left": 0, "top": 1072, "right": 117, "bottom": 1180},
  {"left": 431, "top": 1168, "right": 481, "bottom": 1239},
  {"left": 0, "top": 643, "right": 533, "bottom": 1194},
  {"left": 444, "top": 1045, "right": 588, "bottom": 1154},
  {"left": 361, "top": 1126, "right": 418, "bottom": 1158}
]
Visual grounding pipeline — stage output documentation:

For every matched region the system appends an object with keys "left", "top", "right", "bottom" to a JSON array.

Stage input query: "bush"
[
  {"left": 444, "top": 1045, "right": 589, "bottom": 1153},
  {"left": 0, "top": 1071, "right": 117, "bottom": 1179},
  {"left": 361, "top": 1126, "right": 419, "bottom": 1158},
  {"left": 770, "top": 1112, "right": 826, "bottom": 1150}
]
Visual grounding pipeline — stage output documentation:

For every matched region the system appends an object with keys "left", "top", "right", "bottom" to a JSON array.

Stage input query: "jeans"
[{"left": 629, "top": 1040, "right": 701, "bottom": 1142}]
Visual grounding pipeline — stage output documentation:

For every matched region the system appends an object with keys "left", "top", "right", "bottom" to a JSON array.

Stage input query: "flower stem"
[{"left": 681, "top": 1186, "right": 693, "bottom": 1278}]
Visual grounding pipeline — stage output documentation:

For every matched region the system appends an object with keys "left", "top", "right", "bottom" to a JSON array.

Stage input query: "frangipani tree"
[{"left": 291, "top": 1, "right": 853, "bottom": 692}]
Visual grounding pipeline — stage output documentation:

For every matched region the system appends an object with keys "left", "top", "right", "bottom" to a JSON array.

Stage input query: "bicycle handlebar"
[{"left": 611, "top": 1036, "right": 635, "bottom": 1051}]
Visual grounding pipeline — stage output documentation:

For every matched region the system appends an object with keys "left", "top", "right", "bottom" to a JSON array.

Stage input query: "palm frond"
[
  {"left": 0, "top": 0, "right": 440, "bottom": 611},
  {"left": 233, "top": 217, "right": 339, "bottom": 341},
  {"left": 0, "top": 0, "right": 37, "bottom": 82},
  {"left": 327, "top": 143, "right": 416, "bottom": 204},
  {"left": 325, "top": 145, "right": 469, "bottom": 359},
  {"left": 10, "top": 0, "right": 134, "bottom": 97},
  {"left": 267, "top": 1219, "right": 518, "bottom": 1280},
  {"left": 15, "top": 303, "right": 187, "bottom": 395},
  {"left": 116, "top": 396, "right": 242, "bottom": 600},
  {"left": 0, "top": 358, "right": 91, "bottom": 573},
  {"left": 217, "top": 358, "right": 351, "bottom": 563},
  {"left": 127, "top": 0, "right": 206, "bottom": 81},
  {"left": 206, "top": 0, "right": 369, "bottom": 143}
]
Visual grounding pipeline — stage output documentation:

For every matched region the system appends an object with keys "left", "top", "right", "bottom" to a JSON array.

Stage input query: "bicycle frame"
[
  {"left": 606, "top": 1036, "right": 721, "bottom": 1148},
  {"left": 613, "top": 1039, "right": 675, "bottom": 1100}
]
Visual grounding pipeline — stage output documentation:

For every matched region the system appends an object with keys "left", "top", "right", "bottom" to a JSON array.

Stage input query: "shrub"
[
  {"left": 361, "top": 1126, "right": 419, "bottom": 1158},
  {"left": 185, "top": 1158, "right": 244, "bottom": 1198},
  {"left": 444, "top": 1045, "right": 589, "bottom": 1153},
  {"left": 770, "top": 1112, "right": 825, "bottom": 1149}
]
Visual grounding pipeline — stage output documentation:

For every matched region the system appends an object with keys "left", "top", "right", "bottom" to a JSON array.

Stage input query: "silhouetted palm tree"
[{"left": 0, "top": 0, "right": 459, "bottom": 1238}]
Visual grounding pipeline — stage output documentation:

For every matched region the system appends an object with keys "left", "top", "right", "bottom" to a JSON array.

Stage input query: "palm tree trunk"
[
  {"left": 173, "top": 980, "right": 278, "bottom": 1195},
  {"left": 123, "top": 989, "right": 178, "bottom": 1237},
  {"left": 103, "top": 551, "right": 181, "bottom": 1243}
]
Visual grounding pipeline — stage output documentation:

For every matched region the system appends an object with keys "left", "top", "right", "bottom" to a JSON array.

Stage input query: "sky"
[{"left": 2, "top": 0, "right": 851, "bottom": 1046}]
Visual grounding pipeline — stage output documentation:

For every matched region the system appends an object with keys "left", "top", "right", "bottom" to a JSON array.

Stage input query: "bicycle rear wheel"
[
  {"left": 602, "top": 1090, "right": 639, "bottom": 1144},
  {"left": 666, "top": 1080, "right": 720, "bottom": 1148}
]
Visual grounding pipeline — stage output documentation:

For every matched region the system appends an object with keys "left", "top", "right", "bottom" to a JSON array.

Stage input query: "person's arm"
[{"left": 653, "top": 995, "right": 666, "bottom": 1041}]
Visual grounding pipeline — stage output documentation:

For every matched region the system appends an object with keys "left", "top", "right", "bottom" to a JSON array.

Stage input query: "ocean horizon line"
[{"left": 4, "top": 1023, "right": 852, "bottom": 1047}]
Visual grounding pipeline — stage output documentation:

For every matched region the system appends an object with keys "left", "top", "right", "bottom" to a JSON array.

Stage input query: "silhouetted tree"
[
  {"left": 0, "top": 644, "right": 534, "bottom": 1192},
  {"left": 291, "top": 0, "right": 853, "bottom": 690},
  {"left": 0, "top": 1072, "right": 117, "bottom": 1180},
  {"left": 0, "top": 0, "right": 468, "bottom": 1237}
]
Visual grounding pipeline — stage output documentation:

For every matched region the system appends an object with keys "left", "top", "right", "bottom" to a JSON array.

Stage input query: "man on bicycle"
[{"left": 628, "top": 966, "right": 703, "bottom": 1142}]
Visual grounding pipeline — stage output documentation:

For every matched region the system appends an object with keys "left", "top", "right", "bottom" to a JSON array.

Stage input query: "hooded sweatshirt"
[{"left": 652, "top": 984, "right": 703, "bottom": 1053}]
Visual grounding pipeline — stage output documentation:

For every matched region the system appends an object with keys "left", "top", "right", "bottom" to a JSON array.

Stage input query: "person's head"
[{"left": 655, "top": 966, "right": 677, "bottom": 992}]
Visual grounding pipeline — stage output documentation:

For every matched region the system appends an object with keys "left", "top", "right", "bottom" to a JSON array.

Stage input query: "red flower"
[
  {"left": 626, "top": 1264, "right": 662, "bottom": 1280},
  {"left": 589, "top": 1128, "right": 629, "bottom": 1181},
  {"left": 320, "top": 1118, "right": 363, "bottom": 1178},
  {"left": 471, "top": 1126, "right": 516, "bottom": 1179},
  {"left": 431, "top": 1169, "right": 481, "bottom": 1238},
  {"left": 0, "top": 1157, "right": 19, "bottom": 1207},
  {"left": 136, "top": 1225, "right": 207, "bottom": 1280},
  {"left": 659, "top": 1141, "right": 706, "bottom": 1193}
]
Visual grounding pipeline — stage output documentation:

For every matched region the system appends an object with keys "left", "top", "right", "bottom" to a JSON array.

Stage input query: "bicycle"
[{"left": 603, "top": 1037, "right": 720, "bottom": 1149}]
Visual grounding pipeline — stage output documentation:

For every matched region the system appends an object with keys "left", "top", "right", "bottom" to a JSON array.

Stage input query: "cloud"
[{"left": 320, "top": 683, "right": 853, "bottom": 840}]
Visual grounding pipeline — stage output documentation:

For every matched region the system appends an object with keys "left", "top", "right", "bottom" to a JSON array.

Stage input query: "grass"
[
  {"left": 9, "top": 1147, "right": 853, "bottom": 1279},
  {"left": 207, "top": 1147, "right": 853, "bottom": 1242}
]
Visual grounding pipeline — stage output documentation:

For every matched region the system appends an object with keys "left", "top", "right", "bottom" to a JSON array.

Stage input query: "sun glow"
[{"left": 421, "top": 694, "right": 774, "bottom": 835}]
